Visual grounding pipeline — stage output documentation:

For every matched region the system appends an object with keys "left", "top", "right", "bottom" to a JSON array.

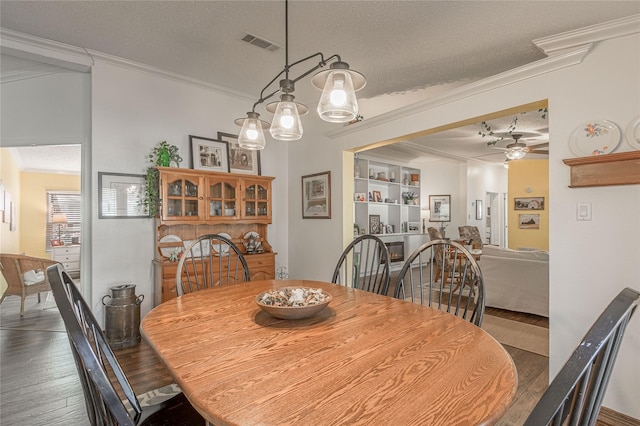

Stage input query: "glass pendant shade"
[
  {"left": 269, "top": 95, "right": 303, "bottom": 141},
  {"left": 235, "top": 112, "right": 269, "bottom": 150},
  {"left": 316, "top": 70, "right": 359, "bottom": 123},
  {"left": 505, "top": 146, "right": 527, "bottom": 160}
]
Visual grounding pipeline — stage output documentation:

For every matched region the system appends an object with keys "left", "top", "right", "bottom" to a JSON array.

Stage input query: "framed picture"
[
  {"left": 99, "top": 172, "right": 148, "bottom": 218},
  {"left": 217, "top": 132, "right": 261, "bottom": 175},
  {"left": 372, "top": 190, "right": 382, "bottom": 203},
  {"left": 514, "top": 197, "right": 545, "bottom": 210},
  {"left": 408, "top": 221, "right": 420, "bottom": 233},
  {"left": 354, "top": 192, "right": 366, "bottom": 202},
  {"left": 475, "top": 200, "right": 483, "bottom": 220},
  {"left": 369, "top": 214, "right": 381, "bottom": 234},
  {"left": 302, "top": 171, "right": 331, "bottom": 219},
  {"left": 519, "top": 214, "right": 540, "bottom": 229},
  {"left": 189, "top": 135, "right": 230, "bottom": 172},
  {"left": 429, "top": 195, "right": 451, "bottom": 222}
]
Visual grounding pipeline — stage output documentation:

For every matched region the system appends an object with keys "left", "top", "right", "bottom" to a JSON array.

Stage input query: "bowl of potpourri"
[{"left": 255, "top": 287, "right": 332, "bottom": 319}]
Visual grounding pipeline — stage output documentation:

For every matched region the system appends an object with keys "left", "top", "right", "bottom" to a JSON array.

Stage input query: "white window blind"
[{"left": 46, "top": 191, "right": 81, "bottom": 250}]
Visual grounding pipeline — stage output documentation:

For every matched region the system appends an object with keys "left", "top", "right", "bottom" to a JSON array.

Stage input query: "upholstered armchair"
[
  {"left": 0, "top": 254, "right": 59, "bottom": 316},
  {"left": 458, "top": 225, "right": 483, "bottom": 249}
]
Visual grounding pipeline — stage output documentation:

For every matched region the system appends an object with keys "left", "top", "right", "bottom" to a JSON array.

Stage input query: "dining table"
[{"left": 141, "top": 279, "right": 517, "bottom": 425}]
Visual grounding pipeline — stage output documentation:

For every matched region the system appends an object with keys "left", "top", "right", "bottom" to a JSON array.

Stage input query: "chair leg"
[
  {"left": 0, "top": 292, "right": 6, "bottom": 305},
  {"left": 20, "top": 296, "right": 25, "bottom": 316},
  {"left": 38, "top": 292, "right": 42, "bottom": 303}
]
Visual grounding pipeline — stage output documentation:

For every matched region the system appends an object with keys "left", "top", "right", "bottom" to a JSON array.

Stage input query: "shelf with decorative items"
[
  {"left": 152, "top": 166, "right": 276, "bottom": 305},
  {"left": 353, "top": 156, "right": 422, "bottom": 237}
]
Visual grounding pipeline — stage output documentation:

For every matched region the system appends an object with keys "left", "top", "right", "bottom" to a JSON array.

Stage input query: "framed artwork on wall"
[
  {"left": 217, "top": 132, "right": 261, "bottom": 175},
  {"left": 98, "top": 172, "right": 148, "bottom": 218},
  {"left": 429, "top": 195, "right": 451, "bottom": 222},
  {"left": 189, "top": 135, "right": 230, "bottom": 172},
  {"left": 475, "top": 200, "right": 483, "bottom": 220},
  {"left": 514, "top": 197, "right": 544, "bottom": 210},
  {"left": 302, "top": 171, "right": 331, "bottom": 219},
  {"left": 519, "top": 214, "right": 540, "bottom": 229}
]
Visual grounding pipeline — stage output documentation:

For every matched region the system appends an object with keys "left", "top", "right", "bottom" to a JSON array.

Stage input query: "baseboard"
[{"left": 598, "top": 407, "right": 640, "bottom": 426}]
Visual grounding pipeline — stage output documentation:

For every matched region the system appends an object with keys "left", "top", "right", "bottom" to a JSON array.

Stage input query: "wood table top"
[{"left": 141, "top": 279, "right": 517, "bottom": 426}]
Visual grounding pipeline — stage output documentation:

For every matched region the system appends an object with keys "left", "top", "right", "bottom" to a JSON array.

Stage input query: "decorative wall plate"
[
  {"left": 625, "top": 115, "right": 640, "bottom": 150},
  {"left": 212, "top": 233, "right": 232, "bottom": 254},
  {"left": 569, "top": 120, "right": 621, "bottom": 156},
  {"left": 159, "top": 234, "right": 182, "bottom": 257}
]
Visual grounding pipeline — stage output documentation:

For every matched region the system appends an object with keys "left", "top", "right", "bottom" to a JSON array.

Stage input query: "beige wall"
[
  {"left": 508, "top": 159, "right": 549, "bottom": 250},
  {"left": 0, "top": 149, "right": 22, "bottom": 293},
  {"left": 20, "top": 172, "right": 81, "bottom": 259}
]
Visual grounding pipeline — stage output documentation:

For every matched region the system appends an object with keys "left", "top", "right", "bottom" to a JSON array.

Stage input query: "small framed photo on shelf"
[
  {"left": 369, "top": 214, "right": 381, "bottom": 234},
  {"left": 354, "top": 192, "right": 366, "bottom": 202},
  {"left": 372, "top": 190, "right": 382, "bottom": 202},
  {"left": 189, "top": 135, "right": 230, "bottom": 172},
  {"left": 217, "top": 132, "right": 261, "bottom": 175},
  {"left": 302, "top": 171, "right": 331, "bottom": 219},
  {"left": 407, "top": 221, "right": 420, "bottom": 233}
]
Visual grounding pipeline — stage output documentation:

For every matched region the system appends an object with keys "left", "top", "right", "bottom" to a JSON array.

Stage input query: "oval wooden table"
[{"left": 141, "top": 280, "right": 517, "bottom": 425}]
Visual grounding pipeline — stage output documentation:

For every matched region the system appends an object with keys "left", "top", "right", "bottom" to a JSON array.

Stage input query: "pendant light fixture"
[
  {"left": 505, "top": 133, "right": 528, "bottom": 160},
  {"left": 235, "top": 0, "right": 366, "bottom": 149}
]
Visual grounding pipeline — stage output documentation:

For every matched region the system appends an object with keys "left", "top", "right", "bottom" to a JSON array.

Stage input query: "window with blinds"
[{"left": 46, "top": 191, "right": 81, "bottom": 250}]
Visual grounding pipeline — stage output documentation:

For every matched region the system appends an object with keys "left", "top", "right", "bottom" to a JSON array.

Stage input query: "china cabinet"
[{"left": 153, "top": 167, "right": 275, "bottom": 305}]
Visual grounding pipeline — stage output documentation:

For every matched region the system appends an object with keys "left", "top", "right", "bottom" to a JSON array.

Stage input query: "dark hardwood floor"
[{"left": 1, "top": 292, "right": 636, "bottom": 425}]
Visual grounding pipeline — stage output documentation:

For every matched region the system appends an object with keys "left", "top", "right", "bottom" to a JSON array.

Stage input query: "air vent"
[{"left": 241, "top": 33, "right": 281, "bottom": 52}]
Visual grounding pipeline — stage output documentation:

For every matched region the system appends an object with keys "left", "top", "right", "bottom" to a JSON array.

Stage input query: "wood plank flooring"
[{"left": 1, "top": 292, "right": 636, "bottom": 425}]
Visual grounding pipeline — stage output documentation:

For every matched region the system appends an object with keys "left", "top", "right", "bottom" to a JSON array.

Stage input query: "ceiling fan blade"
[
  {"left": 527, "top": 149, "right": 549, "bottom": 155},
  {"left": 528, "top": 142, "right": 549, "bottom": 149}
]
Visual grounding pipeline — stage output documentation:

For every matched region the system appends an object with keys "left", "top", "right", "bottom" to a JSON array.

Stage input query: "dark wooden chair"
[
  {"left": 331, "top": 234, "right": 391, "bottom": 295},
  {"left": 0, "top": 253, "right": 58, "bottom": 316},
  {"left": 524, "top": 287, "right": 639, "bottom": 426},
  {"left": 176, "top": 234, "right": 250, "bottom": 296},
  {"left": 394, "top": 240, "right": 485, "bottom": 326},
  {"left": 46, "top": 263, "right": 205, "bottom": 425}
]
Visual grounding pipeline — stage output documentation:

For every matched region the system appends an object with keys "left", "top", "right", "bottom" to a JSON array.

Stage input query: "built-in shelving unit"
[{"left": 354, "top": 157, "right": 422, "bottom": 235}]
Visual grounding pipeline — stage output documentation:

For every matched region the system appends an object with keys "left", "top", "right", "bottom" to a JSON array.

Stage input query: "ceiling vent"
[{"left": 241, "top": 33, "right": 281, "bottom": 52}]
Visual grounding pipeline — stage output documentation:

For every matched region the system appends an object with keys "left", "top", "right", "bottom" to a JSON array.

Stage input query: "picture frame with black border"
[
  {"left": 189, "top": 135, "right": 230, "bottom": 172},
  {"left": 369, "top": 214, "right": 381, "bottom": 234},
  {"left": 217, "top": 132, "right": 261, "bottom": 175},
  {"left": 429, "top": 195, "right": 451, "bottom": 222},
  {"left": 302, "top": 171, "right": 331, "bottom": 219},
  {"left": 98, "top": 172, "right": 148, "bottom": 218}
]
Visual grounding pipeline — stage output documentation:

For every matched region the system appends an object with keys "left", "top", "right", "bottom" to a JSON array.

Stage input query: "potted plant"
[
  {"left": 143, "top": 141, "right": 183, "bottom": 217},
  {"left": 402, "top": 191, "right": 418, "bottom": 205}
]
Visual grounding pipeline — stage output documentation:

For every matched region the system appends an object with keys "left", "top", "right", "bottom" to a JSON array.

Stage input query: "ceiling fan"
[{"left": 493, "top": 133, "right": 549, "bottom": 160}]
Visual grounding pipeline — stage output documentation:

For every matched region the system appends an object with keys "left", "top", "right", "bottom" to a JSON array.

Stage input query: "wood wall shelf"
[{"left": 563, "top": 151, "right": 640, "bottom": 188}]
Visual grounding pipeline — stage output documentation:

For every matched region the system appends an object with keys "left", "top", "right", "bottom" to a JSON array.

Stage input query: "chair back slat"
[
  {"left": 47, "top": 264, "right": 140, "bottom": 426},
  {"left": 176, "top": 234, "right": 250, "bottom": 296},
  {"left": 394, "top": 240, "right": 485, "bottom": 326},
  {"left": 524, "top": 287, "right": 639, "bottom": 426},
  {"left": 331, "top": 235, "right": 391, "bottom": 296}
]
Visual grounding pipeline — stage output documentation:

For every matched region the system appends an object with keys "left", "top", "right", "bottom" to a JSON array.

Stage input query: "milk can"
[{"left": 102, "top": 284, "right": 144, "bottom": 349}]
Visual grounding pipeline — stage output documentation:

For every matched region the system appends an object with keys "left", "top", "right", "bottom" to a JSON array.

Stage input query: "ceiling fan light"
[
  {"left": 235, "top": 112, "right": 269, "bottom": 150},
  {"left": 506, "top": 146, "right": 527, "bottom": 160},
  {"left": 269, "top": 94, "right": 303, "bottom": 141}
]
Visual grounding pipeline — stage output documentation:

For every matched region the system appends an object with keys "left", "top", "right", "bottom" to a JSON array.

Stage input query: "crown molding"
[
  {"left": 327, "top": 44, "right": 591, "bottom": 139},
  {"left": 1, "top": 27, "right": 253, "bottom": 101},
  {"left": 2, "top": 136, "right": 86, "bottom": 147},
  {"left": 328, "top": 14, "right": 639, "bottom": 140},
  {"left": 84, "top": 48, "right": 253, "bottom": 101},
  {"left": 533, "top": 14, "right": 640, "bottom": 55}
]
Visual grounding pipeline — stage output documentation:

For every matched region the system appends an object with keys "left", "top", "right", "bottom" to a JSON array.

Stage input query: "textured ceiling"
[{"left": 1, "top": 1, "right": 638, "bottom": 169}]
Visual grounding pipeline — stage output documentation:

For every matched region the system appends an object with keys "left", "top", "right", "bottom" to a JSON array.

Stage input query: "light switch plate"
[{"left": 577, "top": 202, "right": 592, "bottom": 221}]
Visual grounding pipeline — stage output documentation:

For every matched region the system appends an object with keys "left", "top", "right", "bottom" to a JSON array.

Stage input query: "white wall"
[
  {"left": 289, "top": 31, "right": 640, "bottom": 417},
  {"left": 1, "top": 70, "right": 90, "bottom": 145},
  {"left": 90, "top": 61, "right": 289, "bottom": 318},
  {"left": 466, "top": 161, "right": 508, "bottom": 241}
]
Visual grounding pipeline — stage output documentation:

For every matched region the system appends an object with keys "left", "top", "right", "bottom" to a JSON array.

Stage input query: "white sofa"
[{"left": 480, "top": 245, "right": 549, "bottom": 317}]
